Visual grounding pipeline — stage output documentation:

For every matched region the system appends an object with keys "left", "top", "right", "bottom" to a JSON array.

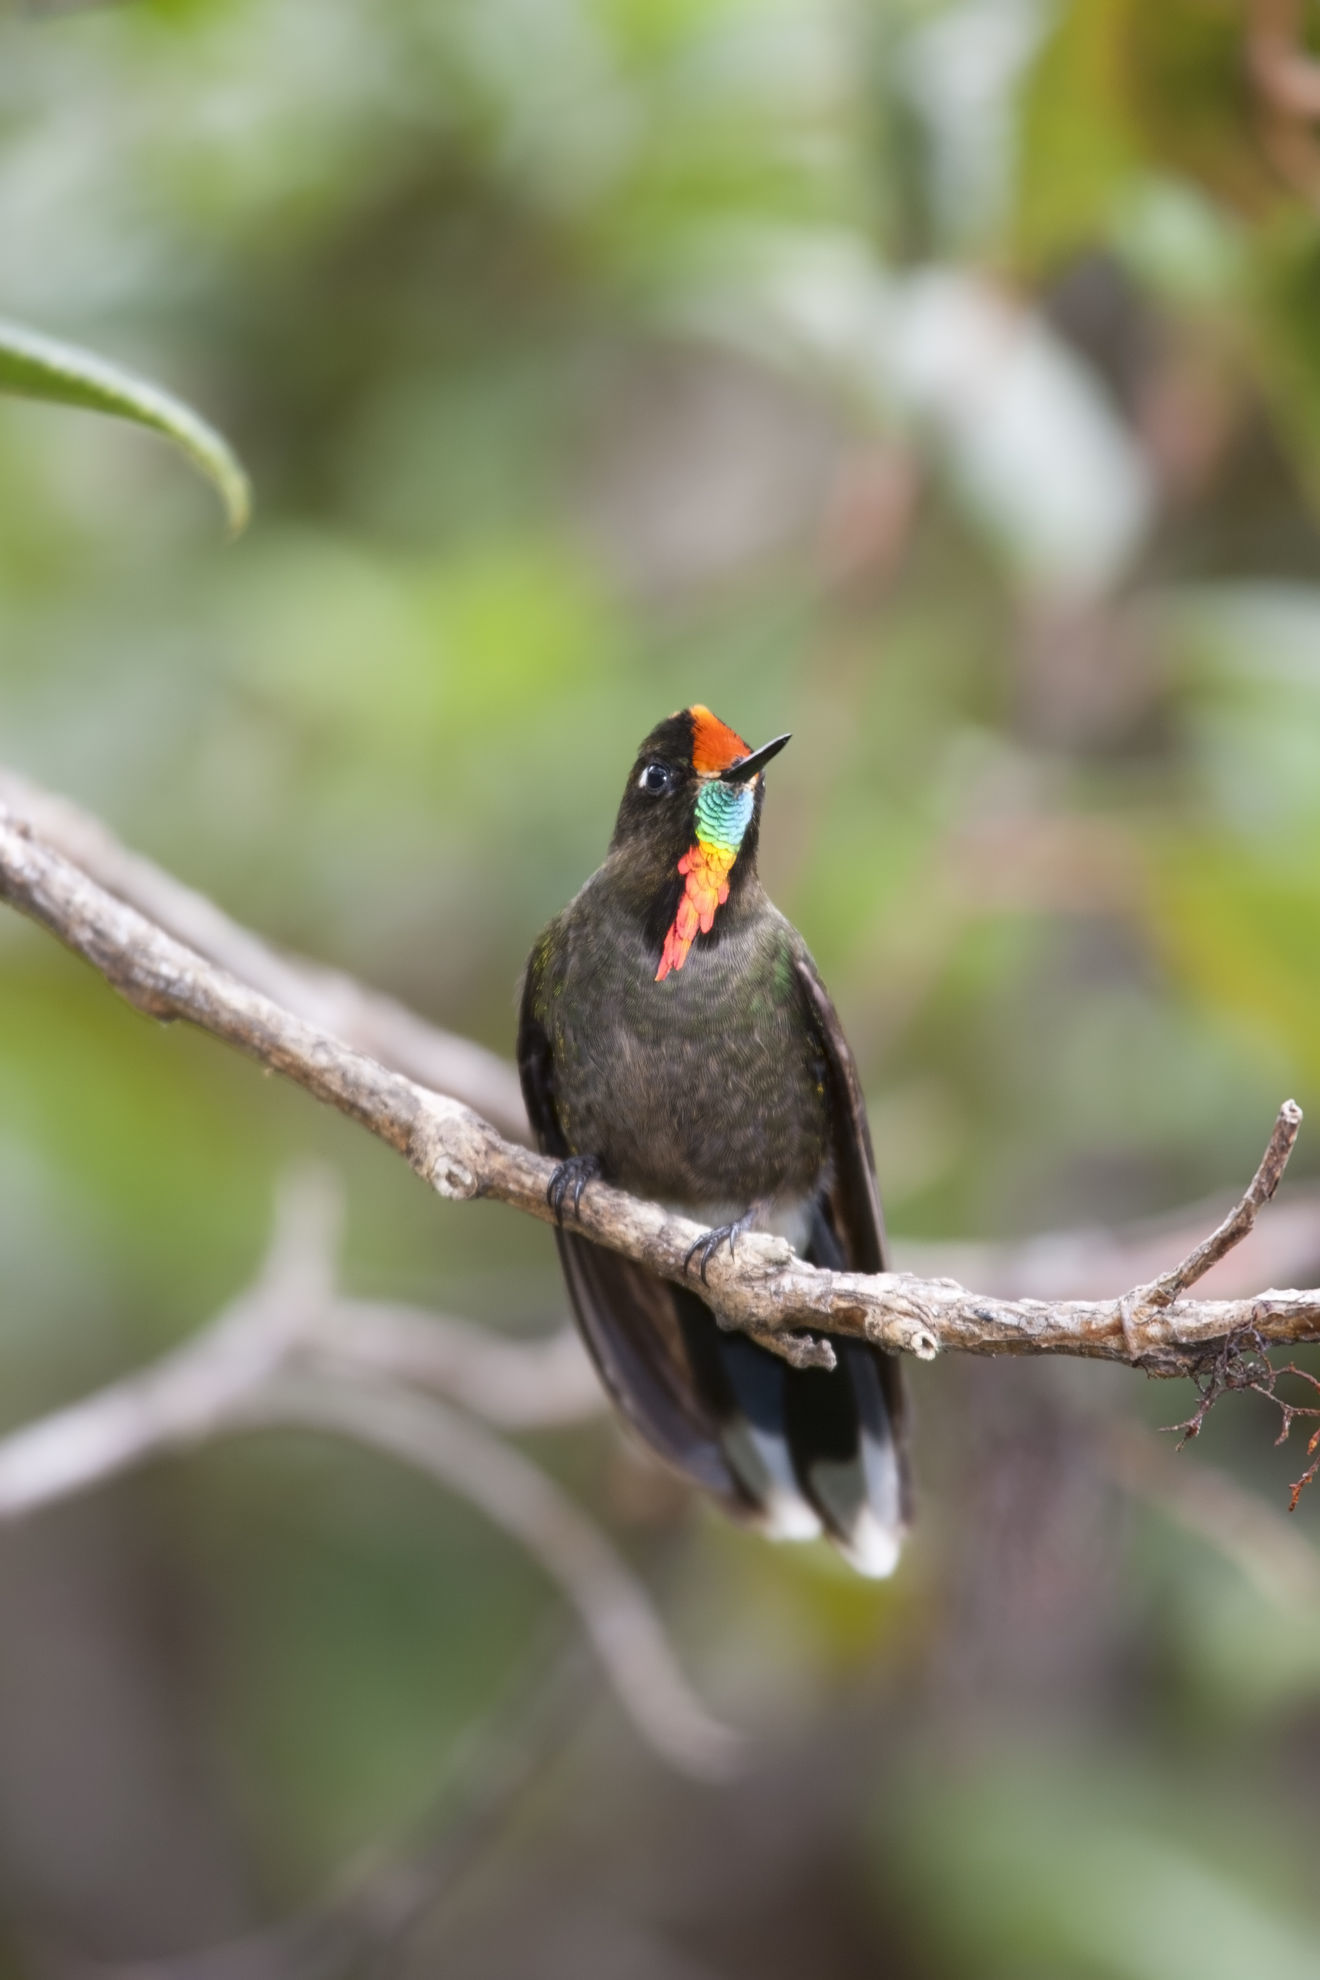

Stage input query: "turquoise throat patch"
[{"left": 694, "top": 778, "right": 754, "bottom": 854}]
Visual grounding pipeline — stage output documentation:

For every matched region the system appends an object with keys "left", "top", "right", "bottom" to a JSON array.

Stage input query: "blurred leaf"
[{"left": 0, "top": 317, "right": 251, "bottom": 535}]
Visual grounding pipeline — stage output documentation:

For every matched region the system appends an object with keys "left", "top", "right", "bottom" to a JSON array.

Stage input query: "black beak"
[{"left": 719, "top": 731, "right": 792, "bottom": 784}]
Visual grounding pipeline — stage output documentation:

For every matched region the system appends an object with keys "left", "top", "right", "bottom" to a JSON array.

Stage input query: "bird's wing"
[
  {"left": 793, "top": 949, "right": 888, "bottom": 1273},
  {"left": 787, "top": 948, "right": 913, "bottom": 1556},
  {"left": 516, "top": 942, "right": 751, "bottom": 1510}
]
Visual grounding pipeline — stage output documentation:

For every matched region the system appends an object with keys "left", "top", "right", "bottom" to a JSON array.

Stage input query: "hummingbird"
[{"left": 517, "top": 705, "right": 910, "bottom": 1574}]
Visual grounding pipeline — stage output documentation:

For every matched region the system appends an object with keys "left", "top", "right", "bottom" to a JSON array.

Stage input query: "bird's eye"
[{"left": 639, "top": 762, "right": 673, "bottom": 796}]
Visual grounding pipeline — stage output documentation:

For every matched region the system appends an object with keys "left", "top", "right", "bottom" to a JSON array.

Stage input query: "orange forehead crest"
[{"left": 688, "top": 704, "right": 749, "bottom": 776}]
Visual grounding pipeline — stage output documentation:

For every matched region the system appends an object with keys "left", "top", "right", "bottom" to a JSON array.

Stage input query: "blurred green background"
[{"left": 5, "top": 0, "right": 1320, "bottom": 1973}]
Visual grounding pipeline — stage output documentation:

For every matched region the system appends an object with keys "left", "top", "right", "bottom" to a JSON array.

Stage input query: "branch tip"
[{"left": 1123, "top": 1100, "right": 1306, "bottom": 1342}]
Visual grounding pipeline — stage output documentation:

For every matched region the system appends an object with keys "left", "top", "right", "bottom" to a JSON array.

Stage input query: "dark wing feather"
[
  {"left": 792, "top": 951, "right": 913, "bottom": 1543},
  {"left": 794, "top": 952, "right": 888, "bottom": 1273},
  {"left": 555, "top": 1238, "right": 750, "bottom": 1503},
  {"left": 516, "top": 944, "right": 750, "bottom": 1511}
]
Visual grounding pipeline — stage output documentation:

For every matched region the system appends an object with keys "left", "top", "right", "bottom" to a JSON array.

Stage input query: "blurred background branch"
[{"left": 0, "top": 1168, "right": 737, "bottom": 1782}]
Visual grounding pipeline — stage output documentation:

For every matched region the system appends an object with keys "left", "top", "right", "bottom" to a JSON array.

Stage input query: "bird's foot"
[
  {"left": 546, "top": 1153, "right": 602, "bottom": 1227},
  {"left": 684, "top": 1203, "right": 765, "bottom": 1286}
]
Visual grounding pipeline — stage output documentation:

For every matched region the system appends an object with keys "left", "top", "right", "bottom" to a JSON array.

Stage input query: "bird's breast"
[{"left": 548, "top": 908, "right": 830, "bottom": 1211}]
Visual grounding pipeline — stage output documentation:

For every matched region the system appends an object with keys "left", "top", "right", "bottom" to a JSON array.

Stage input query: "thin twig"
[
  {"left": 1163, "top": 1327, "right": 1277, "bottom": 1448},
  {"left": 2, "top": 799, "right": 1320, "bottom": 1374},
  {"left": 1159, "top": 1332, "right": 1320, "bottom": 1513},
  {"left": 1136, "top": 1100, "right": 1304, "bottom": 1309}
]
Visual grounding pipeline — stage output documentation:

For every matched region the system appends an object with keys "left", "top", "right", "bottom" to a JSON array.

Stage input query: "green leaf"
[{"left": 0, "top": 316, "right": 251, "bottom": 535}]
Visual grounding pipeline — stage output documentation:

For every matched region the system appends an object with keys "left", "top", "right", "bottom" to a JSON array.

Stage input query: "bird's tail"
[
  {"left": 554, "top": 1225, "right": 910, "bottom": 1576},
  {"left": 675, "top": 1293, "right": 910, "bottom": 1577}
]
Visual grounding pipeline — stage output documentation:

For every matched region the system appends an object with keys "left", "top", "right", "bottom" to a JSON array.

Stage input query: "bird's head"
[{"left": 609, "top": 704, "right": 791, "bottom": 980}]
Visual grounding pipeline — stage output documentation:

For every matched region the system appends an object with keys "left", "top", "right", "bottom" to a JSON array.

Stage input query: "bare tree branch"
[
  {"left": 0, "top": 1169, "right": 738, "bottom": 1781},
  {"left": 0, "top": 770, "right": 528, "bottom": 1141},
  {"left": 2, "top": 796, "right": 1320, "bottom": 1375},
  {"left": 16, "top": 771, "right": 1319, "bottom": 1308}
]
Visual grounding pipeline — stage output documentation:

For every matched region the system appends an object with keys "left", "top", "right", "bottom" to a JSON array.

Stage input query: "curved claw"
[
  {"left": 689, "top": 1232, "right": 728, "bottom": 1286},
  {"left": 683, "top": 1206, "right": 760, "bottom": 1286},
  {"left": 547, "top": 1154, "right": 602, "bottom": 1227}
]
